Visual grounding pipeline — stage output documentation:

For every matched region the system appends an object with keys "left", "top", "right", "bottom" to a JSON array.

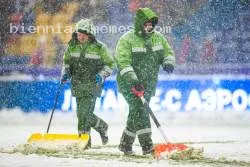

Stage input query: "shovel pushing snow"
[
  {"left": 139, "top": 96, "right": 194, "bottom": 159},
  {"left": 27, "top": 82, "right": 89, "bottom": 147}
]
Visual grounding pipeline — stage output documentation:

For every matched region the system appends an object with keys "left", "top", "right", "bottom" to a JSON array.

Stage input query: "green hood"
[{"left": 134, "top": 8, "right": 158, "bottom": 35}]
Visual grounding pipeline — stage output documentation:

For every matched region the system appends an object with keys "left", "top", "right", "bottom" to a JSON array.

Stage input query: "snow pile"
[
  {"left": 164, "top": 147, "right": 203, "bottom": 160},
  {"left": 15, "top": 141, "right": 87, "bottom": 155}
]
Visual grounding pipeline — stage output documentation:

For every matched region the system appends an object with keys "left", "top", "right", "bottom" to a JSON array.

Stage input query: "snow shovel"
[
  {"left": 27, "top": 82, "right": 89, "bottom": 144},
  {"left": 140, "top": 96, "right": 189, "bottom": 159}
]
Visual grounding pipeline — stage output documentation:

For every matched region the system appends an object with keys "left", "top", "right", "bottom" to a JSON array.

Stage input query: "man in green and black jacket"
[
  {"left": 115, "top": 8, "right": 175, "bottom": 155},
  {"left": 61, "top": 19, "right": 115, "bottom": 148}
]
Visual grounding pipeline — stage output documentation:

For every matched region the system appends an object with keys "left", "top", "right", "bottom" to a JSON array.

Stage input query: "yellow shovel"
[{"left": 27, "top": 82, "right": 89, "bottom": 145}]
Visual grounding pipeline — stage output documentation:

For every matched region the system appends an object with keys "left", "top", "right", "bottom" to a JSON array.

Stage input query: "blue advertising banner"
[{"left": 1, "top": 75, "right": 250, "bottom": 113}]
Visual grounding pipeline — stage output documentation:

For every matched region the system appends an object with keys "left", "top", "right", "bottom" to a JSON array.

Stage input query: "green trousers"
[
  {"left": 119, "top": 90, "right": 153, "bottom": 152},
  {"left": 76, "top": 94, "right": 107, "bottom": 135}
]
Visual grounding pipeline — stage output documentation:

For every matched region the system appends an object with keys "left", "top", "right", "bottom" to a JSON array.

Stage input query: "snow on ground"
[{"left": 1, "top": 109, "right": 250, "bottom": 167}]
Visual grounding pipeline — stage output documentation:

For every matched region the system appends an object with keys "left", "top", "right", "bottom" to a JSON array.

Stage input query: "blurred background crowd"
[{"left": 0, "top": 0, "right": 249, "bottom": 77}]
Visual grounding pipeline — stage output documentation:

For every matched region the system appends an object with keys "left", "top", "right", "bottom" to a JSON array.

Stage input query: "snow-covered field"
[{"left": 1, "top": 109, "right": 250, "bottom": 167}]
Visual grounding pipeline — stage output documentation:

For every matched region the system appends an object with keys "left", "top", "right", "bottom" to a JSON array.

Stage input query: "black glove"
[{"left": 163, "top": 64, "right": 174, "bottom": 74}]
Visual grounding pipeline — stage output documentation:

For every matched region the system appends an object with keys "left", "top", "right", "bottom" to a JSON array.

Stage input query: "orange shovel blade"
[{"left": 154, "top": 143, "right": 189, "bottom": 158}]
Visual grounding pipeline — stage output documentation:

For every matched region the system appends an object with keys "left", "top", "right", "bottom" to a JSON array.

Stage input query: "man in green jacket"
[
  {"left": 115, "top": 8, "right": 175, "bottom": 155},
  {"left": 61, "top": 19, "right": 115, "bottom": 148}
]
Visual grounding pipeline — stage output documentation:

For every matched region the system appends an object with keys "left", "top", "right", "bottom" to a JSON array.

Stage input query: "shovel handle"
[
  {"left": 46, "top": 82, "right": 62, "bottom": 133},
  {"left": 140, "top": 96, "right": 161, "bottom": 127},
  {"left": 140, "top": 96, "right": 169, "bottom": 143}
]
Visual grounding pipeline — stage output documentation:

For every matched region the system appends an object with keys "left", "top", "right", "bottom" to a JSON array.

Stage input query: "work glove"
[
  {"left": 95, "top": 73, "right": 105, "bottom": 86},
  {"left": 163, "top": 64, "right": 174, "bottom": 74},
  {"left": 131, "top": 84, "right": 145, "bottom": 97},
  {"left": 61, "top": 73, "right": 70, "bottom": 83}
]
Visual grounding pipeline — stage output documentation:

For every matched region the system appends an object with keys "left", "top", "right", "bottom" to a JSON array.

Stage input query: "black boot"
[
  {"left": 94, "top": 118, "right": 109, "bottom": 145},
  {"left": 142, "top": 146, "right": 154, "bottom": 155},
  {"left": 138, "top": 131, "right": 154, "bottom": 155},
  {"left": 118, "top": 129, "right": 136, "bottom": 155},
  {"left": 118, "top": 144, "right": 135, "bottom": 155},
  {"left": 79, "top": 131, "right": 91, "bottom": 149},
  {"left": 99, "top": 125, "right": 108, "bottom": 145},
  {"left": 85, "top": 136, "right": 91, "bottom": 149}
]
